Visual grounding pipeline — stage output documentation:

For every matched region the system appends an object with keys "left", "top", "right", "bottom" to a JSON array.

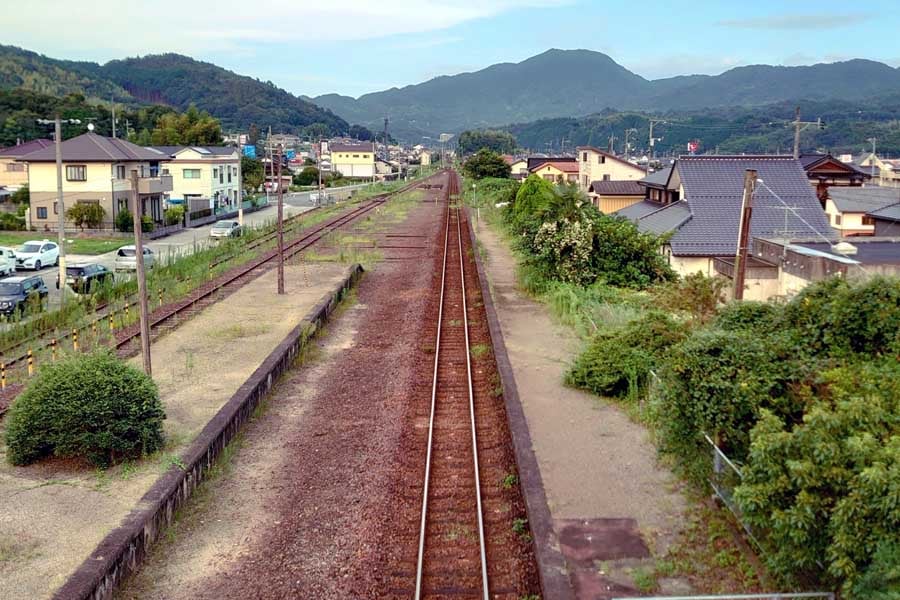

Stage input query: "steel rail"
[{"left": 414, "top": 172, "right": 489, "bottom": 600}]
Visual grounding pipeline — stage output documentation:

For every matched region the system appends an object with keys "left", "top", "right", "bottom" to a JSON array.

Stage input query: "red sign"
[{"left": 687, "top": 140, "right": 700, "bottom": 153}]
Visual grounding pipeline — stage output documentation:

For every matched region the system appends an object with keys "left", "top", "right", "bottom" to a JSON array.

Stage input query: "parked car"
[
  {"left": 0, "top": 246, "right": 17, "bottom": 276},
  {"left": 210, "top": 220, "right": 242, "bottom": 239},
  {"left": 0, "top": 275, "right": 49, "bottom": 316},
  {"left": 56, "top": 263, "right": 113, "bottom": 293},
  {"left": 115, "top": 246, "right": 155, "bottom": 272},
  {"left": 15, "top": 239, "right": 59, "bottom": 270}
]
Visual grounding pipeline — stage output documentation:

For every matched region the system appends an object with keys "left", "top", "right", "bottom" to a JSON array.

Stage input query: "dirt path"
[
  {"left": 0, "top": 262, "right": 351, "bottom": 600},
  {"left": 474, "top": 223, "right": 689, "bottom": 597}
]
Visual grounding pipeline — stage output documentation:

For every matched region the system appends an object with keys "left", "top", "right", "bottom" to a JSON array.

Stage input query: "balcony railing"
[{"left": 111, "top": 174, "right": 174, "bottom": 195}]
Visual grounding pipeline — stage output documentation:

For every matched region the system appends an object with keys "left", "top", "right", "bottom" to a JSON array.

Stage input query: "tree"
[
  {"left": 462, "top": 149, "right": 511, "bottom": 180},
  {"left": 10, "top": 185, "right": 29, "bottom": 206},
  {"left": 303, "top": 123, "right": 330, "bottom": 139},
  {"left": 293, "top": 166, "right": 319, "bottom": 186},
  {"left": 149, "top": 104, "right": 222, "bottom": 145},
  {"left": 458, "top": 129, "right": 518, "bottom": 155},
  {"left": 66, "top": 203, "right": 106, "bottom": 231},
  {"left": 248, "top": 123, "right": 260, "bottom": 145},
  {"left": 241, "top": 155, "right": 264, "bottom": 192}
]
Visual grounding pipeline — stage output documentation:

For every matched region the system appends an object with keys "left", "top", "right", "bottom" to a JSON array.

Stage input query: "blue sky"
[{"left": 6, "top": 0, "right": 900, "bottom": 97}]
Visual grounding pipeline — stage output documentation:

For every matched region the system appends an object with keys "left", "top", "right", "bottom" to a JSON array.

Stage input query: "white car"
[
  {"left": 115, "top": 245, "right": 155, "bottom": 272},
  {"left": 0, "top": 246, "right": 17, "bottom": 276},
  {"left": 15, "top": 240, "right": 59, "bottom": 271}
]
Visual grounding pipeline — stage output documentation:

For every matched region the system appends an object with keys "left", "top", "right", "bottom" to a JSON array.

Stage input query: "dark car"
[
  {"left": 56, "top": 263, "right": 113, "bottom": 293},
  {"left": 0, "top": 275, "right": 49, "bottom": 316}
]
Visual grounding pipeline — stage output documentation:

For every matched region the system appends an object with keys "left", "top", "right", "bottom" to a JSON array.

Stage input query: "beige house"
[
  {"left": 530, "top": 159, "right": 579, "bottom": 184},
  {"left": 576, "top": 146, "right": 646, "bottom": 191},
  {"left": 824, "top": 187, "right": 900, "bottom": 236},
  {"left": 853, "top": 153, "right": 900, "bottom": 188},
  {"left": 19, "top": 133, "right": 172, "bottom": 231},
  {"left": 587, "top": 180, "right": 645, "bottom": 213},
  {"left": 150, "top": 146, "right": 241, "bottom": 211},
  {"left": 0, "top": 139, "right": 52, "bottom": 191}
]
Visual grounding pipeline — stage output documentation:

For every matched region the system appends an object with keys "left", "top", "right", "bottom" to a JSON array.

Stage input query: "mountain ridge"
[{"left": 311, "top": 49, "right": 900, "bottom": 139}]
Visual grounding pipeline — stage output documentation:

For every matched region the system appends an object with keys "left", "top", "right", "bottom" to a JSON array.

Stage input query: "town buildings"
[
  {"left": 0, "top": 139, "right": 52, "bottom": 191},
  {"left": 576, "top": 146, "right": 646, "bottom": 190},
  {"left": 19, "top": 133, "right": 172, "bottom": 231},
  {"left": 330, "top": 142, "right": 376, "bottom": 178},
  {"left": 149, "top": 145, "right": 241, "bottom": 212}
]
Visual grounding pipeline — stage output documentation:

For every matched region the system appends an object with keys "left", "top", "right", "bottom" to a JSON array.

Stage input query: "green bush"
[
  {"left": 66, "top": 202, "right": 106, "bottom": 230},
  {"left": 5, "top": 350, "right": 164, "bottom": 468},
  {"left": 141, "top": 215, "right": 154, "bottom": 233},
  {"left": 735, "top": 361, "right": 900, "bottom": 597},
  {"left": 116, "top": 208, "right": 133, "bottom": 232},
  {"left": 654, "top": 329, "right": 811, "bottom": 481},
  {"left": 0, "top": 211, "right": 25, "bottom": 231},
  {"left": 164, "top": 205, "right": 185, "bottom": 226},
  {"left": 567, "top": 311, "right": 689, "bottom": 399},
  {"left": 714, "top": 300, "right": 783, "bottom": 333},
  {"left": 655, "top": 272, "right": 729, "bottom": 323}
]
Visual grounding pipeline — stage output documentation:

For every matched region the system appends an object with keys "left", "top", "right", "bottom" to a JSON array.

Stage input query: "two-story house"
[
  {"left": 823, "top": 187, "right": 900, "bottom": 236},
  {"left": 330, "top": 142, "right": 375, "bottom": 178},
  {"left": 19, "top": 133, "right": 172, "bottom": 231},
  {"left": 150, "top": 146, "right": 241, "bottom": 211},
  {"left": 529, "top": 158, "right": 579, "bottom": 184},
  {"left": 576, "top": 146, "right": 646, "bottom": 191},
  {"left": 0, "top": 139, "right": 52, "bottom": 191}
]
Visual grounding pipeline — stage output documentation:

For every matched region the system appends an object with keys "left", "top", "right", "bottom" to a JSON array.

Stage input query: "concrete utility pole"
[
  {"left": 791, "top": 107, "right": 824, "bottom": 159},
  {"left": 130, "top": 169, "right": 152, "bottom": 375},
  {"left": 607, "top": 134, "right": 617, "bottom": 154},
  {"left": 867, "top": 137, "right": 877, "bottom": 178},
  {"left": 648, "top": 119, "right": 665, "bottom": 159},
  {"left": 111, "top": 99, "right": 116, "bottom": 139},
  {"left": 276, "top": 144, "right": 285, "bottom": 295},
  {"left": 624, "top": 128, "right": 637, "bottom": 157},
  {"left": 54, "top": 116, "right": 68, "bottom": 306},
  {"left": 236, "top": 148, "right": 243, "bottom": 226},
  {"left": 733, "top": 169, "right": 758, "bottom": 301}
]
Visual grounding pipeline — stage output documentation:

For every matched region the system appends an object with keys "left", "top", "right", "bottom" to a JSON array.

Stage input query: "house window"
[
  {"left": 835, "top": 214, "right": 842, "bottom": 225},
  {"left": 53, "top": 201, "right": 58, "bottom": 215},
  {"left": 582, "top": 152, "right": 587, "bottom": 162},
  {"left": 227, "top": 167, "right": 232, "bottom": 183},
  {"left": 116, "top": 165, "right": 126, "bottom": 179},
  {"left": 78, "top": 199, "right": 100, "bottom": 205},
  {"left": 353, "top": 154, "right": 360, "bottom": 158},
  {"left": 37, "top": 207, "right": 47, "bottom": 219},
  {"left": 66, "top": 165, "right": 87, "bottom": 181},
  {"left": 5, "top": 163, "right": 24, "bottom": 172},
  {"left": 183, "top": 169, "right": 201, "bottom": 179},
  {"left": 862, "top": 216, "right": 875, "bottom": 225},
  {"left": 603, "top": 174, "right": 611, "bottom": 181},
  {"left": 599, "top": 155, "right": 605, "bottom": 164},
  {"left": 213, "top": 168, "right": 218, "bottom": 179}
]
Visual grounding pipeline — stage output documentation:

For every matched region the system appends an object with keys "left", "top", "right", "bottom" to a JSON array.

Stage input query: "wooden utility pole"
[
  {"left": 276, "top": 144, "right": 285, "bottom": 295},
  {"left": 733, "top": 169, "right": 758, "bottom": 301},
  {"left": 130, "top": 169, "right": 152, "bottom": 375},
  {"left": 791, "top": 106, "right": 824, "bottom": 159}
]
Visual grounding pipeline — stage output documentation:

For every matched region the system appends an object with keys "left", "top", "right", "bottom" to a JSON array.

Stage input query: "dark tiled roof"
[
  {"left": 800, "top": 153, "right": 871, "bottom": 178},
  {"left": 868, "top": 201, "right": 900, "bottom": 222},
  {"left": 800, "top": 240, "right": 900, "bottom": 265},
  {"left": 533, "top": 160, "right": 579, "bottom": 174},
  {"left": 828, "top": 186, "right": 900, "bottom": 213},
  {"left": 330, "top": 142, "right": 375, "bottom": 153},
  {"left": 0, "top": 139, "right": 53, "bottom": 157},
  {"left": 148, "top": 146, "right": 240, "bottom": 158},
  {"left": 639, "top": 166, "right": 672, "bottom": 188},
  {"left": 589, "top": 180, "right": 644, "bottom": 195},
  {"left": 19, "top": 133, "right": 162, "bottom": 162},
  {"left": 637, "top": 201, "right": 693, "bottom": 235},
  {"left": 615, "top": 200, "right": 664, "bottom": 220},
  {"left": 671, "top": 155, "right": 835, "bottom": 256},
  {"left": 527, "top": 156, "right": 575, "bottom": 172}
]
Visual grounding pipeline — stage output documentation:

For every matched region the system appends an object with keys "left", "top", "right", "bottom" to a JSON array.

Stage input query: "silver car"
[
  {"left": 210, "top": 220, "right": 242, "bottom": 239},
  {"left": 115, "top": 246, "right": 155, "bottom": 272}
]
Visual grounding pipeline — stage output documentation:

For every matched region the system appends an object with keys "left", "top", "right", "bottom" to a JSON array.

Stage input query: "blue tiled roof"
[
  {"left": 615, "top": 200, "right": 662, "bottom": 220},
  {"left": 638, "top": 201, "right": 692, "bottom": 235},
  {"left": 670, "top": 156, "right": 835, "bottom": 256}
]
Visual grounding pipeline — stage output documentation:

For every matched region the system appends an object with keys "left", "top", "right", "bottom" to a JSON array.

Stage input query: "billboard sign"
[{"left": 242, "top": 144, "right": 257, "bottom": 158}]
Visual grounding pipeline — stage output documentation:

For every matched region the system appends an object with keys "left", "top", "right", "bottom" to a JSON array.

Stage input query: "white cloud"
[{"left": 3, "top": 0, "right": 569, "bottom": 59}]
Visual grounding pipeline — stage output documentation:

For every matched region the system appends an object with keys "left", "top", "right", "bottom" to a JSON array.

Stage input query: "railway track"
[
  {"left": 0, "top": 175, "right": 433, "bottom": 408},
  {"left": 414, "top": 174, "right": 490, "bottom": 599}
]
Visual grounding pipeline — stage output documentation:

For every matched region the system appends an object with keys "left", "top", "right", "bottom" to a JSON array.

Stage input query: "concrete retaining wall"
[
  {"left": 466, "top": 214, "right": 575, "bottom": 600},
  {"left": 53, "top": 263, "right": 365, "bottom": 600}
]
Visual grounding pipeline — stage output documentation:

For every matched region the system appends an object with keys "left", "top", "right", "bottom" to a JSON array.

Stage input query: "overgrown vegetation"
[{"left": 5, "top": 349, "right": 164, "bottom": 468}]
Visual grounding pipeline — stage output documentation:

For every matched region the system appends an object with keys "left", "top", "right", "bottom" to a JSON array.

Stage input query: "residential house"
[
  {"left": 799, "top": 153, "right": 870, "bottom": 204},
  {"left": 19, "top": 133, "right": 172, "bottom": 231},
  {"left": 576, "top": 146, "right": 645, "bottom": 191},
  {"left": 330, "top": 142, "right": 376, "bottom": 178},
  {"left": 529, "top": 158, "right": 579, "bottom": 184},
  {"left": 867, "top": 202, "right": 900, "bottom": 236},
  {"left": 853, "top": 153, "right": 900, "bottom": 188},
  {"left": 0, "top": 139, "right": 52, "bottom": 190},
  {"left": 587, "top": 180, "right": 645, "bottom": 213},
  {"left": 509, "top": 158, "right": 528, "bottom": 180},
  {"left": 150, "top": 146, "right": 241, "bottom": 212},
  {"left": 823, "top": 186, "right": 900, "bottom": 236},
  {"left": 617, "top": 155, "right": 834, "bottom": 299}
]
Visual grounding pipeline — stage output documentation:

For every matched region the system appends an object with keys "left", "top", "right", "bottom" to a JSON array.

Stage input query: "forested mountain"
[
  {"left": 0, "top": 45, "right": 349, "bottom": 134},
  {"left": 505, "top": 97, "right": 900, "bottom": 156},
  {"left": 313, "top": 49, "right": 900, "bottom": 139}
]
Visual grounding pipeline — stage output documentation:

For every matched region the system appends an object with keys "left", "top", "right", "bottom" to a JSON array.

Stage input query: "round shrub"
[{"left": 5, "top": 350, "right": 164, "bottom": 468}]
